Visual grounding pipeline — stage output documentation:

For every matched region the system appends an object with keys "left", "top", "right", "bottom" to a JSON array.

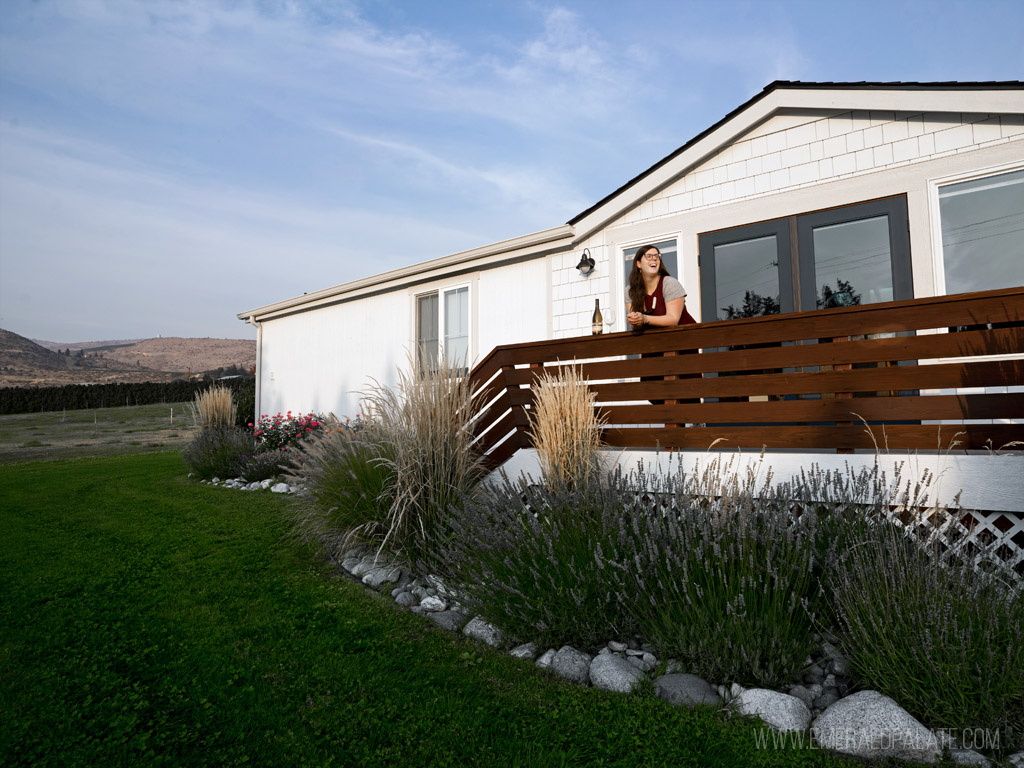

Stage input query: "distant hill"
[
  {"left": 1, "top": 329, "right": 255, "bottom": 387},
  {"left": 0, "top": 328, "right": 80, "bottom": 373}
]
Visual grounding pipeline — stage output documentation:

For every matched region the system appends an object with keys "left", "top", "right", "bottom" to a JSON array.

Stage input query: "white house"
[{"left": 238, "top": 81, "right": 1024, "bottom": 513}]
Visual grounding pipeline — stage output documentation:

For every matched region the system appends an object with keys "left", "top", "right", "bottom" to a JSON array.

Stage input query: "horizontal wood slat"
[
  {"left": 501, "top": 326, "right": 1024, "bottom": 383},
  {"left": 602, "top": 424, "right": 1023, "bottom": 451},
  {"left": 599, "top": 393, "right": 1024, "bottom": 425},
  {"left": 464, "top": 288, "right": 1024, "bottom": 468}
]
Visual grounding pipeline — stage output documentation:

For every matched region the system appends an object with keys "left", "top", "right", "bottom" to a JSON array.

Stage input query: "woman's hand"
[{"left": 627, "top": 310, "right": 645, "bottom": 328}]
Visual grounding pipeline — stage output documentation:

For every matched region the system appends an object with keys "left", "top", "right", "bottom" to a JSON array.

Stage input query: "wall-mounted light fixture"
[{"left": 575, "top": 248, "right": 595, "bottom": 276}]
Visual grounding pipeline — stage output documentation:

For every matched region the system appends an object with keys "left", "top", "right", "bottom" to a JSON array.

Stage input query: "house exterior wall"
[
  {"left": 255, "top": 256, "right": 550, "bottom": 420},
  {"left": 550, "top": 109, "right": 1024, "bottom": 337}
]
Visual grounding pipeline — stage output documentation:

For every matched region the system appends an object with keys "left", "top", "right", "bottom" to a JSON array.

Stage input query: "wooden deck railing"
[{"left": 466, "top": 287, "right": 1024, "bottom": 472}]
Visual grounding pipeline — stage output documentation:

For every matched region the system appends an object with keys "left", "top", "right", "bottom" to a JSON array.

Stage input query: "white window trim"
[
  {"left": 618, "top": 234, "right": 683, "bottom": 329},
  {"left": 924, "top": 160, "right": 1024, "bottom": 363},
  {"left": 927, "top": 159, "right": 1024, "bottom": 297},
  {"left": 411, "top": 280, "right": 473, "bottom": 370}
]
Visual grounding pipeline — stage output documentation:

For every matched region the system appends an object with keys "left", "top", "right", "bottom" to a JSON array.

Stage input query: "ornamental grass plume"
[
  {"left": 188, "top": 385, "right": 237, "bottom": 430},
  {"left": 526, "top": 365, "right": 608, "bottom": 494},
  {"left": 360, "top": 352, "right": 484, "bottom": 569}
]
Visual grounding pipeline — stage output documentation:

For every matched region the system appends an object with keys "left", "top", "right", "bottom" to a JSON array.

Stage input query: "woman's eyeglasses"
[{"left": 640, "top": 254, "right": 661, "bottom": 262}]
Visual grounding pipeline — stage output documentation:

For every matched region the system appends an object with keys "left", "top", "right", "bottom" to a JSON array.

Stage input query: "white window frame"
[
  {"left": 412, "top": 281, "right": 473, "bottom": 372},
  {"left": 928, "top": 159, "right": 1024, "bottom": 297},
  {"left": 618, "top": 234, "right": 682, "bottom": 331},
  {"left": 924, "top": 160, "right": 1024, "bottom": 364}
]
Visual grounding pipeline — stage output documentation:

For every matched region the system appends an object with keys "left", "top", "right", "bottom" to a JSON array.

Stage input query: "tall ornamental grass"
[
  {"left": 360, "top": 354, "right": 484, "bottom": 568},
  {"left": 526, "top": 365, "right": 607, "bottom": 494},
  {"left": 831, "top": 511, "right": 1024, "bottom": 737},
  {"left": 188, "top": 385, "right": 237, "bottom": 430},
  {"left": 287, "top": 420, "right": 395, "bottom": 554}
]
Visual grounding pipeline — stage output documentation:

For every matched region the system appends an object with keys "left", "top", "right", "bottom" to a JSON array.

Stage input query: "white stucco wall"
[{"left": 550, "top": 109, "right": 1024, "bottom": 337}]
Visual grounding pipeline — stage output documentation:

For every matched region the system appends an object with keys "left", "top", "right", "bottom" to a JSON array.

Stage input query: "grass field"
[
  {"left": 0, "top": 451, "right": 884, "bottom": 768},
  {"left": 0, "top": 402, "right": 194, "bottom": 464}
]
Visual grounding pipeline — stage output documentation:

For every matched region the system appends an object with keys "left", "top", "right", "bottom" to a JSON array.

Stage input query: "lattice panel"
[{"left": 909, "top": 508, "right": 1024, "bottom": 583}]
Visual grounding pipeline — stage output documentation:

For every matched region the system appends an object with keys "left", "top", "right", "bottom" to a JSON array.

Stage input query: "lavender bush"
[
  {"left": 831, "top": 511, "right": 1024, "bottom": 738},
  {"left": 429, "top": 474, "right": 637, "bottom": 648}
]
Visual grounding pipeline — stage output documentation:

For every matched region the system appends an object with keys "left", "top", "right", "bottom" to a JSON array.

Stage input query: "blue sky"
[{"left": 1, "top": 0, "right": 1022, "bottom": 342}]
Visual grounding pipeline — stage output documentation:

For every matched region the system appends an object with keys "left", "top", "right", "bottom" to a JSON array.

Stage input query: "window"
[
  {"left": 938, "top": 168, "right": 1024, "bottom": 294},
  {"left": 622, "top": 239, "right": 678, "bottom": 310},
  {"left": 698, "top": 196, "right": 912, "bottom": 321},
  {"left": 416, "top": 285, "right": 470, "bottom": 373}
]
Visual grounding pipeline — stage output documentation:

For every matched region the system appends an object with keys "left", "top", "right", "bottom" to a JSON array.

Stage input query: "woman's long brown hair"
[{"left": 627, "top": 244, "right": 671, "bottom": 312}]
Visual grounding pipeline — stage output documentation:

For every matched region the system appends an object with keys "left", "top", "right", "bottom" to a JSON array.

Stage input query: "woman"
[
  {"left": 625, "top": 244, "right": 697, "bottom": 405},
  {"left": 625, "top": 245, "right": 696, "bottom": 328}
]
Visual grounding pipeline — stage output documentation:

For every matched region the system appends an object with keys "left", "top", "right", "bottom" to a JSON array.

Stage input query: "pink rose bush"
[{"left": 252, "top": 410, "right": 327, "bottom": 454}]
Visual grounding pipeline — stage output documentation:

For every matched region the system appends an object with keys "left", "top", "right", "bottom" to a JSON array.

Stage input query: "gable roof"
[
  {"left": 567, "top": 80, "right": 1024, "bottom": 241},
  {"left": 240, "top": 80, "right": 1023, "bottom": 323}
]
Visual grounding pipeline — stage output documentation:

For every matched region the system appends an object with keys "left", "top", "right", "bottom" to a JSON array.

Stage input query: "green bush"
[
  {"left": 432, "top": 475, "right": 637, "bottom": 648},
  {"left": 182, "top": 426, "right": 253, "bottom": 480},
  {"left": 831, "top": 514, "right": 1024, "bottom": 737},
  {"left": 232, "top": 449, "right": 288, "bottom": 482},
  {"left": 287, "top": 422, "right": 394, "bottom": 553}
]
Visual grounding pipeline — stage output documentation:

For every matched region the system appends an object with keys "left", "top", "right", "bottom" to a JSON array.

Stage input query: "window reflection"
[
  {"left": 812, "top": 216, "right": 892, "bottom": 308},
  {"left": 939, "top": 168, "right": 1024, "bottom": 294},
  {"left": 713, "top": 235, "right": 780, "bottom": 320}
]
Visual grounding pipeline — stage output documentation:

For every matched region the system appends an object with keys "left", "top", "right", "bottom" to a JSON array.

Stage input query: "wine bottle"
[{"left": 592, "top": 298, "right": 603, "bottom": 335}]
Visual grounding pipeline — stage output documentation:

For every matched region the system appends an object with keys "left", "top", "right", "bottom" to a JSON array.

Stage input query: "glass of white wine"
[{"left": 603, "top": 307, "right": 616, "bottom": 331}]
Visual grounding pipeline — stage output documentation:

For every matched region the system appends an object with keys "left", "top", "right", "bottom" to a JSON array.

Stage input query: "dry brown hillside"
[{"left": 1, "top": 329, "right": 255, "bottom": 387}]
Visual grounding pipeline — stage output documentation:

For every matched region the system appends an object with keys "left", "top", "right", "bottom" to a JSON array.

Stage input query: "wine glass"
[{"left": 603, "top": 307, "right": 616, "bottom": 331}]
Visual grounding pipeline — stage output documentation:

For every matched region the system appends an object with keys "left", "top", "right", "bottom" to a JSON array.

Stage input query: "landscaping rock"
[
  {"left": 409, "top": 605, "right": 425, "bottom": 616},
  {"left": 419, "top": 595, "right": 448, "bottom": 612},
  {"left": 814, "top": 688, "right": 841, "bottom": 711},
  {"left": 349, "top": 556, "right": 381, "bottom": 578},
  {"left": 362, "top": 565, "right": 403, "bottom": 588},
  {"left": 732, "top": 689, "right": 811, "bottom": 733},
  {"left": 426, "top": 609, "right": 468, "bottom": 633},
  {"left": 536, "top": 649, "right": 556, "bottom": 669},
  {"left": 949, "top": 749, "right": 991, "bottom": 767},
  {"left": 812, "top": 690, "right": 940, "bottom": 763},
  {"left": 463, "top": 617, "right": 505, "bottom": 648},
  {"left": 653, "top": 674, "right": 721, "bottom": 708},
  {"left": 510, "top": 643, "right": 538, "bottom": 660},
  {"left": 589, "top": 653, "right": 644, "bottom": 693},
  {"left": 788, "top": 684, "right": 816, "bottom": 710},
  {"left": 627, "top": 656, "right": 645, "bottom": 670},
  {"left": 394, "top": 591, "right": 418, "bottom": 608},
  {"left": 260, "top": 478, "right": 273, "bottom": 489},
  {"left": 1006, "top": 752, "right": 1024, "bottom": 768},
  {"left": 271, "top": 482, "right": 290, "bottom": 493},
  {"left": 550, "top": 646, "right": 591, "bottom": 685},
  {"left": 607, "top": 640, "right": 628, "bottom": 653}
]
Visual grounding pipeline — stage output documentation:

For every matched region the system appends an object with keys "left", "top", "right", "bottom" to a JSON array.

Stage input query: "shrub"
[
  {"left": 231, "top": 449, "right": 288, "bottom": 482},
  {"left": 234, "top": 381, "right": 256, "bottom": 430},
  {"left": 287, "top": 420, "right": 395, "bottom": 553},
  {"left": 618, "top": 457, "right": 827, "bottom": 688},
  {"left": 189, "top": 386, "right": 236, "bottom": 430},
  {"left": 526, "top": 366, "right": 607, "bottom": 494},
  {"left": 360, "top": 355, "right": 484, "bottom": 568},
  {"left": 433, "top": 474, "right": 637, "bottom": 648},
  {"left": 253, "top": 411, "right": 326, "bottom": 453},
  {"left": 831, "top": 511, "right": 1024, "bottom": 737},
  {"left": 182, "top": 426, "right": 253, "bottom": 480}
]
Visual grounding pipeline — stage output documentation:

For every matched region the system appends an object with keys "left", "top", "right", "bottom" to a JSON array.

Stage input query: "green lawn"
[{"left": 0, "top": 452, "right": 872, "bottom": 767}]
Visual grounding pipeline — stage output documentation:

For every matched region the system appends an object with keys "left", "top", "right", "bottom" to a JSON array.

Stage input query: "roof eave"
[{"left": 238, "top": 223, "right": 575, "bottom": 323}]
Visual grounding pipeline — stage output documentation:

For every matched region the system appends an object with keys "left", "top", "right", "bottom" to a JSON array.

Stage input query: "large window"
[
  {"left": 938, "top": 168, "right": 1024, "bottom": 295},
  {"left": 416, "top": 285, "right": 470, "bottom": 373},
  {"left": 698, "top": 196, "right": 912, "bottom": 321}
]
